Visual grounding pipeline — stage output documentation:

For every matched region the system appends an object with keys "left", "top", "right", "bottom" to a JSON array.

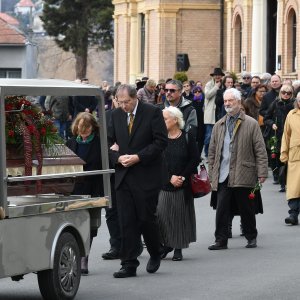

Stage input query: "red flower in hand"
[
  {"left": 271, "top": 153, "right": 276, "bottom": 159},
  {"left": 248, "top": 181, "right": 262, "bottom": 200},
  {"left": 248, "top": 193, "right": 255, "bottom": 200}
]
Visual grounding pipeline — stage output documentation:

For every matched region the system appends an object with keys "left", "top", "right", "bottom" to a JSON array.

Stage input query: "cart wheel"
[{"left": 37, "top": 232, "right": 81, "bottom": 300}]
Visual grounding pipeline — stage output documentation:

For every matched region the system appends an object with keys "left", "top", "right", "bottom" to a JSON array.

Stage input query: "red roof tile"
[
  {"left": 16, "top": 0, "right": 35, "bottom": 7},
  {"left": 0, "top": 19, "right": 26, "bottom": 45},
  {"left": 0, "top": 13, "right": 20, "bottom": 26}
]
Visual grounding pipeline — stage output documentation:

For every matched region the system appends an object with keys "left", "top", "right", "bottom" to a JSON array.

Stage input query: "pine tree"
[{"left": 41, "top": 0, "right": 113, "bottom": 79}]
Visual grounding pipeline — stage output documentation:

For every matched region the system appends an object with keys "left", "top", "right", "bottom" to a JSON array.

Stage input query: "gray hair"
[
  {"left": 295, "top": 91, "right": 300, "bottom": 109},
  {"left": 166, "top": 79, "right": 183, "bottom": 91},
  {"left": 163, "top": 106, "right": 185, "bottom": 129},
  {"left": 241, "top": 71, "right": 252, "bottom": 78},
  {"left": 146, "top": 79, "right": 157, "bottom": 87},
  {"left": 224, "top": 88, "right": 242, "bottom": 102},
  {"left": 116, "top": 84, "right": 137, "bottom": 98}
]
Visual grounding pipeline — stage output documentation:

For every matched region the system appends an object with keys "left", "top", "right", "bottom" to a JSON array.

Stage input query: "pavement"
[{"left": 1, "top": 171, "right": 300, "bottom": 300}]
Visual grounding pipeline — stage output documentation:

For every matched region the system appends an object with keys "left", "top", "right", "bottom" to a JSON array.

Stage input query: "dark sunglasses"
[
  {"left": 242, "top": 77, "right": 251, "bottom": 80},
  {"left": 194, "top": 90, "right": 201, "bottom": 93},
  {"left": 281, "top": 91, "right": 292, "bottom": 96},
  {"left": 164, "top": 89, "right": 178, "bottom": 93}
]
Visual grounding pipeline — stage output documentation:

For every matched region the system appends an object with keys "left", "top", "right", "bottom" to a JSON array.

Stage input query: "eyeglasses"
[
  {"left": 164, "top": 89, "right": 178, "bottom": 93},
  {"left": 243, "top": 77, "right": 251, "bottom": 80},
  {"left": 281, "top": 91, "right": 292, "bottom": 96},
  {"left": 194, "top": 90, "right": 201, "bottom": 94},
  {"left": 183, "top": 85, "right": 190, "bottom": 88},
  {"left": 117, "top": 100, "right": 131, "bottom": 106}
]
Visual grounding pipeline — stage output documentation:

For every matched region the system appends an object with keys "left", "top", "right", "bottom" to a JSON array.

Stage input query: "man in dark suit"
[{"left": 108, "top": 84, "right": 168, "bottom": 278}]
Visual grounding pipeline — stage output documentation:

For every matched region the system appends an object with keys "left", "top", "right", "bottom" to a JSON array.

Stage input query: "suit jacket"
[{"left": 108, "top": 101, "right": 168, "bottom": 190}]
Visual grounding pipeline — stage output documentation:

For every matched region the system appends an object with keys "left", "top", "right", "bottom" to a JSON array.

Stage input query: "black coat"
[
  {"left": 259, "top": 89, "right": 280, "bottom": 117},
  {"left": 108, "top": 101, "right": 168, "bottom": 190},
  {"left": 73, "top": 96, "right": 98, "bottom": 117},
  {"left": 66, "top": 135, "right": 104, "bottom": 197}
]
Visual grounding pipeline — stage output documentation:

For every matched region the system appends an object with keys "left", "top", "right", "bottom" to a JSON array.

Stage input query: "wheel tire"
[{"left": 38, "top": 232, "right": 81, "bottom": 300}]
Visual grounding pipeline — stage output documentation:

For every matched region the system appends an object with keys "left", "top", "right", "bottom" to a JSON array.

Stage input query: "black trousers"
[
  {"left": 116, "top": 174, "right": 161, "bottom": 269},
  {"left": 105, "top": 183, "right": 121, "bottom": 251},
  {"left": 215, "top": 180, "right": 257, "bottom": 243}
]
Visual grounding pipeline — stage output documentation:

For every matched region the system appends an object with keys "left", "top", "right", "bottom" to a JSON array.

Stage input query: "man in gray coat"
[{"left": 208, "top": 88, "right": 268, "bottom": 250}]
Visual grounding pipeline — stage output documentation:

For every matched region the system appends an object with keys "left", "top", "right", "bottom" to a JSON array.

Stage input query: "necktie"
[{"left": 128, "top": 113, "right": 134, "bottom": 134}]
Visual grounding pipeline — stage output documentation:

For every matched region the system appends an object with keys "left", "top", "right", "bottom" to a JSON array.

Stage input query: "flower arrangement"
[
  {"left": 5, "top": 95, "right": 63, "bottom": 176},
  {"left": 248, "top": 181, "right": 262, "bottom": 200}
]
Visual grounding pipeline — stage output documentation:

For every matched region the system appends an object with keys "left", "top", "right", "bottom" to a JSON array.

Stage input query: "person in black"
[
  {"left": 158, "top": 106, "right": 199, "bottom": 261},
  {"left": 66, "top": 112, "right": 104, "bottom": 275},
  {"left": 108, "top": 84, "right": 168, "bottom": 278},
  {"left": 264, "top": 84, "right": 295, "bottom": 191}
]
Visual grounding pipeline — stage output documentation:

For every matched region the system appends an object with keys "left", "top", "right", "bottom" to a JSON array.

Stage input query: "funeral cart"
[{"left": 0, "top": 79, "right": 113, "bottom": 300}]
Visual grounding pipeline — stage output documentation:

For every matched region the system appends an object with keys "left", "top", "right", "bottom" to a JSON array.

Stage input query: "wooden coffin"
[{"left": 6, "top": 144, "right": 85, "bottom": 196}]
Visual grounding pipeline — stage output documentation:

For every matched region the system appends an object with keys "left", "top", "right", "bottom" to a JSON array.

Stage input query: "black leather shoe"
[
  {"left": 285, "top": 216, "right": 299, "bottom": 225},
  {"left": 160, "top": 246, "right": 173, "bottom": 259},
  {"left": 102, "top": 249, "right": 119, "bottom": 260},
  {"left": 245, "top": 238, "right": 257, "bottom": 248},
  {"left": 81, "top": 256, "right": 89, "bottom": 275},
  {"left": 172, "top": 249, "right": 183, "bottom": 261},
  {"left": 208, "top": 242, "right": 228, "bottom": 250},
  {"left": 146, "top": 256, "right": 161, "bottom": 273},
  {"left": 278, "top": 187, "right": 286, "bottom": 192},
  {"left": 113, "top": 267, "right": 136, "bottom": 278}
]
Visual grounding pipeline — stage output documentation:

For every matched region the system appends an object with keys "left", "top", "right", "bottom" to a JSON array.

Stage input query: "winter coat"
[
  {"left": 157, "top": 97, "right": 198, "bottom": 137},
  {"left": 259, "top": 88, "right": 280, "bottom": 117},
  {"left": 208, "top": 110, "right": 268, "bottom": 191},
  {"left": 137, "top": 87, "right": 156, "bottom": 105},
  {"left": 280, "top": 108, "right": 300, "bottom": 200},
  {"left": 204, "top": 79, "right": 218, "bottom": 124},
  {"left": 45, "top": 96, "right": 70, "bottom": 121},
  {"left": 243, "top": 96, "right": 261, "bottom": 122}
]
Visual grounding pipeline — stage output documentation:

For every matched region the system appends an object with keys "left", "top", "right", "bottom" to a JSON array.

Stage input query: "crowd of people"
[{"left": 47, "top": 69, "right": 300, "bottom": 278}]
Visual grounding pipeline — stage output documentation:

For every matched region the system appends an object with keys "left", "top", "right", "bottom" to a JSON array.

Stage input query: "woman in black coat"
[{"left": 66, "top": 112, "right": 104, "bottom": 275}]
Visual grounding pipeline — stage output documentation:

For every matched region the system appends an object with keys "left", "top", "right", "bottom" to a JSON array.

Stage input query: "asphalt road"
[{"left": 1, "top": 172, "right": 300, "bottom": 300}]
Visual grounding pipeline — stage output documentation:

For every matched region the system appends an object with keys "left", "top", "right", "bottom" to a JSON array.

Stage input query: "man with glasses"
[
  {"left": 240, "top": 71, "right": 252, "bottom": 99},
  {"left": 108, "top": 84, "right": 168, "bottom": 278},
  {"left": 157, "top": 79, "right": 198, "bottom": 138}
]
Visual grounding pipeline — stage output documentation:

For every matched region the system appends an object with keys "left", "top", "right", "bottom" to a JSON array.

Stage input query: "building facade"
[{"left": 113, "top": 0, "right": 300, "bottom": 84}]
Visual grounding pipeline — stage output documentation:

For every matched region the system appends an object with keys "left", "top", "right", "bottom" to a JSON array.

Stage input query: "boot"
[{"left": 172, "top": 249, "right": 183, "bottom": 261}]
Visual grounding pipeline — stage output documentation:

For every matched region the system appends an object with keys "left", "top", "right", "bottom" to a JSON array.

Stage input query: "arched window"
[
  {"left": 233, "top": 14, "right": 242, "bottom": 72},
  {"left": 286, "top": 8, "right": 297, "bottom": 72}
]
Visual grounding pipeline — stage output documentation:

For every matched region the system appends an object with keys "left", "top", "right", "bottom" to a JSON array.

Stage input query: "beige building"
[{"left": 113, "top": 0, "right": 300, "bottom": 84}]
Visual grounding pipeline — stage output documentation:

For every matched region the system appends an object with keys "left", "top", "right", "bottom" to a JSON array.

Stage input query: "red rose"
[
  {"left": 5, "top": 104, "right": 14, "bottom": 111},
  {"left": 271, "top": 153, "right": 276, "bottom": 159},
  {"left": 8, "top": 130, "right": 15, "bottom": 137},
  {"left": 40, "top": 127, "right": 46, "bottom": 136},
  {"left": 248, "top": 193, "right": 255, "bottom": 200}
]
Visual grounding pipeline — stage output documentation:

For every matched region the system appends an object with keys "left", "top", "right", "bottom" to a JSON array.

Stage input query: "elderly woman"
[
  {"left": 280, "top": 92, "right": 300, "bottom": 225},
  {"left": 157, "top": 106, "right": 200, "bottom": 261},
  {"left": 264, "top": 84, "right": 295, "bottom": 191},
  {"left": 66, "top": 112, "right": 104, "bottom": 274}
]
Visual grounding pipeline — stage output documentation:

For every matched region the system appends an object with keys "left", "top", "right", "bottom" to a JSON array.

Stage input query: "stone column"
[
  {"left": 225, "top": 0, "right": 233, "bottom": 71},
  {"left": 129, "top": 14, "right": 138, "bottom": 84},
  {"left": 251, "top": 0, "right": 267, "bottom": 75}
]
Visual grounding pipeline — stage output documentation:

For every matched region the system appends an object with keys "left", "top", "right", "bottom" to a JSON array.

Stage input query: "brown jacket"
[{"left": 208, "top": 110, "right": 268, "bottom": 190}]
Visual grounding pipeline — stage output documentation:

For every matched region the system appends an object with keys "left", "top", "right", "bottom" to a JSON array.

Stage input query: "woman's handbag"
[{"left": 191, "top": 164, "right": 211, "bottom": 198}]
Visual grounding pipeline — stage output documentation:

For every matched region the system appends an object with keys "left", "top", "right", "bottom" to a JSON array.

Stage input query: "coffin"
[{"left": 6, "top": 144, "right": 85, "bottom": 196}]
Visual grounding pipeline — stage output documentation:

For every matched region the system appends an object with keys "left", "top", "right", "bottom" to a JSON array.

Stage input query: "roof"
[
  {"left": 0, "top": 19, "right": 26, "bottom": 45},
  {"left": 0, "top": 13, "right": 19, "bottom": 26},
  {"left": 16, "top": 0, "right": 35, "bottom": 7},
  {"left": 0, "top": 79, "right": 102, "bottom": 97}
]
